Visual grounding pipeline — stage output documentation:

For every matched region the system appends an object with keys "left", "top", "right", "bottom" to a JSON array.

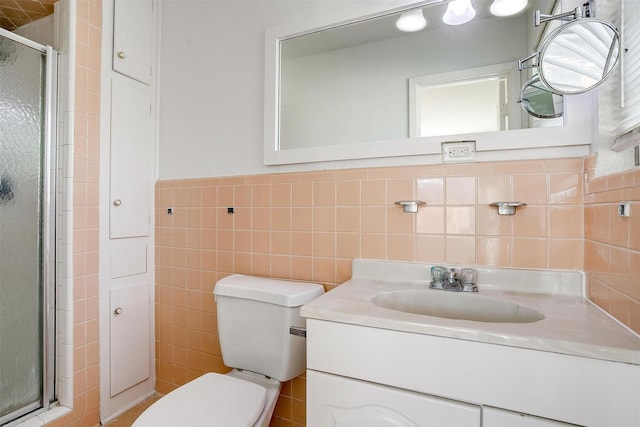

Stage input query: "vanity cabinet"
[
  {"left": 303, "top": 260, "right": 640, "bottom": 427},
  {"left": 306, "top": 319, "right": 639, "bottom": 427}
]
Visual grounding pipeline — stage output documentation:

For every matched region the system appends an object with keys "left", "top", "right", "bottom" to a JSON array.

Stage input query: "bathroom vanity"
[{"left": 300, "top": 259, "right": 640, "bottom": 427}]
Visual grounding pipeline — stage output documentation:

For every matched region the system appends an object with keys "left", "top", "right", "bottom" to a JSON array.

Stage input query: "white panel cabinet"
[
  {"left": 109, "top": 283, "right": 150, "bottom": 397},
  {"left": 308, "top": 370, "right": 480, "bottom": 427},
  {"left": 99, "top": 0, "right": 157, "bottom": 421},
  {"left": 109, "top": 78, "right": 151, "bottom": 239},
  {"left": 113, "top": 0, "right": 153, "bottom": 84}
]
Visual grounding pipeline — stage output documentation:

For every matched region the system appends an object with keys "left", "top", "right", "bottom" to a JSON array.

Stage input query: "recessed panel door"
[
  {"left": 307, "top": 370, "right": 481, "bottom": 427},
  {"left": 110, "top": 283, "right": 150, "bottom": 397},
  {"left": 113, "top": 0, "right": 153, "bottom": 84},
  {"left": 109, "top": 79, "right": 150, "bottom": 238}
]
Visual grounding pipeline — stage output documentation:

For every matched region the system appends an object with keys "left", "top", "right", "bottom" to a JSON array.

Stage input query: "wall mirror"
[{"left": 264, "top": 0, "right": 595, "bottom": 165}]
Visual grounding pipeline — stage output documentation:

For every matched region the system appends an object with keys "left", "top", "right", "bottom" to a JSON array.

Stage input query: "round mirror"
[
  {"left": 538, "top": 19, "right": 620, "bottom": 95},
  {"left": 520, "top": 75, "right": 563, "bottom": 118}
]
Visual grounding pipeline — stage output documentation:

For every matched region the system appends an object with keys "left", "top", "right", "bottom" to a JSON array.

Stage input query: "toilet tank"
[{"left": 214, "top": 274, "right": 324, "bottom": 382}]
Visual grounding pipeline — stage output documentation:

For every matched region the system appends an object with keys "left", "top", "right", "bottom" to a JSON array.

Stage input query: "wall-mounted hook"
[
  {"left": 394, "top": 200, "right": 426, "bottom": 213},
  {"left": 490, "top": 202, "right": 527, "bottom": 215}
]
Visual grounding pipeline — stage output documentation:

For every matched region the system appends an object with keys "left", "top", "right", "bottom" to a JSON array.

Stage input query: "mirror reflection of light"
[
  {"left": 490, "top": 0, "right": 528, "bottom": 17},
  {"left": 396, "top": 9, "right": 427, "bottom": 32},
  {"left": 442, "top": 0, "right": 476, "bottom": 25}
]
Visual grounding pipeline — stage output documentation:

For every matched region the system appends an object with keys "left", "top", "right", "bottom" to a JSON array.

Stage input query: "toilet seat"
[{"left": 132, "top": 373, "right": 267, "bottom": 427}]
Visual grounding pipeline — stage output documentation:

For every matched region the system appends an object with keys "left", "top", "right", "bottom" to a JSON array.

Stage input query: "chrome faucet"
[
  {"left": 445, "top": 269, "right": 459, "bottom": 289},
  {"left": 430, "top": 266, "right": 478, "bottom": 292}
]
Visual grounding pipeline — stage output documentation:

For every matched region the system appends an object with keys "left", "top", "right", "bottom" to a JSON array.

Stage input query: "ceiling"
[
  {"left": 282, "top": 0, "right": 554, "bottom": 60},
  {"left": 0, "top": 0, "right": 56, "bottom": 31}
]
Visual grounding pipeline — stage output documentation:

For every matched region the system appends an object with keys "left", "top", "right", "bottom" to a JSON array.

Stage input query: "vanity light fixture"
[
  {"left": 396, "top": 9, "right": 427, "bottom": 32},
  {"left": 490, "top": 0, "right": 528, "bottom": 17},
  {"left": 442, "top": 0, "right": 476, "bottom": 26}
]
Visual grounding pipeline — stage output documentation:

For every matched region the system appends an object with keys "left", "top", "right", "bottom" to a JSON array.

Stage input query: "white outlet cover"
[{"left": 442, "top": 141, "right": 476, "bottom": 163}]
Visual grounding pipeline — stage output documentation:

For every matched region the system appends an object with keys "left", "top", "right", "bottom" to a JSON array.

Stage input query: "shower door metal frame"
[{"left": 0, "top": 27, "right": 58, "bottom": 425}]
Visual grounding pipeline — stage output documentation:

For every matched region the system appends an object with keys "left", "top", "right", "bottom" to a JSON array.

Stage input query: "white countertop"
[{"left": 300, "top": 259, "right": 640, "bottom": 365}]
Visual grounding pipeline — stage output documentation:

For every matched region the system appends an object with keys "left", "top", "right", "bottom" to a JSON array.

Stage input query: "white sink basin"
[{"left": 373, "top": 290, "right": 544, "bottom": 323}]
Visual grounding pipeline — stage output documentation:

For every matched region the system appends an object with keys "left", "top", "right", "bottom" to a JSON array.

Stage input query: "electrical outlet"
[{"left": 442, "top": 141, "right": 476, "bottom": 163}]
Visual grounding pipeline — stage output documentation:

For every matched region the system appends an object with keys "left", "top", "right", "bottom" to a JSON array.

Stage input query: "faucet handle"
[
  {"left": 460, "top": 267, "right": 477, "bottom": 284},
  {"left": 461, "top": 282, "right": 478, "bottom": 292},
  {"left": 460, "top": 268, "right": 478, "bottom": 292}
]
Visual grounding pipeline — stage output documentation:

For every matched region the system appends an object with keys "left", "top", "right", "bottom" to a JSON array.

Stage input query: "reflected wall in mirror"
[
  {"left": 409, "top": 63, "right": 519, "bottom": 137},
  {"left": 278, "top": 0, "right": 559, "bottom": 152}
]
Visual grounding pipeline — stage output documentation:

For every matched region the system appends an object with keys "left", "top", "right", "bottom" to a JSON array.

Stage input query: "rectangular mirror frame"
[{"left": 264, "top": 0, "right": 596, "bottom": 166}]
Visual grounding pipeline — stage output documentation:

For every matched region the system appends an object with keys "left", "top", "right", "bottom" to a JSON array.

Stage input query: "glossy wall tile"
[{"left": 584, "top": 162, "right": 640, "bottom": 335}]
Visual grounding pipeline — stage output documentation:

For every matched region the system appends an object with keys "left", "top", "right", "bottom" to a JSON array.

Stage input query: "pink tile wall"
[
  {"left": 584, "top": 156, "right": 640, "bottom": 334},
  {"left": 47, "top": 1, "right": 102, "bottom": 426},
  {"left": 155, "top": 157, "right": 585, "bottom": 427}
]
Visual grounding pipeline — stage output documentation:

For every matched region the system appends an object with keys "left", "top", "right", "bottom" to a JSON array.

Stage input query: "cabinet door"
[
  {"left": 109, "top": 79, "right": 151, "bottom": 239},
  {"left": 484, "top": 407, "right": 578, "bottom": 427},
  {"left": 113, "top": 0, "right": 153, "bottom": 84},
  {"left": 110, "top": 283, "right": 150, "bottom": 397},
  {"left": 308, "top": 370, "right": 480, "bottom": 427}
]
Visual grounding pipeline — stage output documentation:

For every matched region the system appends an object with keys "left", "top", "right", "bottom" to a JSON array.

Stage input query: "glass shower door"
[{"left": 0, "top": 29, "right": 56, "bottom": 424}]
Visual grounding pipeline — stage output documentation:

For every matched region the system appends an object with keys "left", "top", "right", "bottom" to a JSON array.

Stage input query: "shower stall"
[{"left": 0, "top": 28, "right": 57, "bottom": 425}]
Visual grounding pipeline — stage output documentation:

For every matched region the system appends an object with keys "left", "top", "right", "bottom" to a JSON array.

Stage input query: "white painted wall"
[{"left": 14, "top": 15, "right": 54, "bottom": 46}]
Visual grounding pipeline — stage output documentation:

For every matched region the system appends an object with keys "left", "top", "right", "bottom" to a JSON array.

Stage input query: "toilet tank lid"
[{"left": 214, "top": 274, "right": 324, "bottom": 307}]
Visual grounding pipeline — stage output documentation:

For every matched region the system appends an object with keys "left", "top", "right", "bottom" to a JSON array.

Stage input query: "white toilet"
[{"left": 133, "top": 274, "right": 324, "bottom": 427}]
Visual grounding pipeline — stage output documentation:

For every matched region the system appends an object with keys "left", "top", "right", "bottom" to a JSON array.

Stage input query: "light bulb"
[
  {"left": 442, "top": 0, "right": 476, "bottom": 25},
  {"left": 396, "top": 9, "right": 427, "bottom": 32},
  {"left": 490, "top": 0, "right": 528, "bottom": 17},
  {"left": 450, "top": 0, "right": 469, "bottom": 15}
]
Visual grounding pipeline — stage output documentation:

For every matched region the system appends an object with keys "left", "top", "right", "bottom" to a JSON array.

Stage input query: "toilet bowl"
[
  {"left": 132, "top": 274, "right": 324, "bottom": 427},
  {"left": 132, "top": 369, "right": 280, "bottom": 427}
]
